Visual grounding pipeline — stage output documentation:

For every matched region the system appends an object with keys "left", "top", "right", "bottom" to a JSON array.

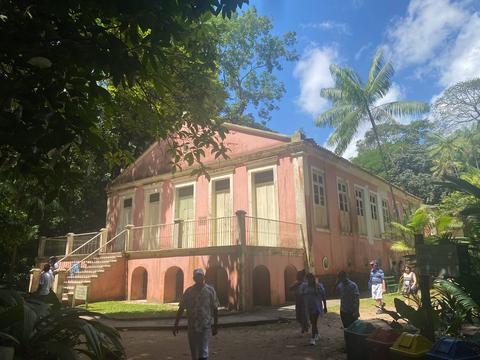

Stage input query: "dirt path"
[{"left": 121, "top": 308, "right": 391, "bottom": 360}]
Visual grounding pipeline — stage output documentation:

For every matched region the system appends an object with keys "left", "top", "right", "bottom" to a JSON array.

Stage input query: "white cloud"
[
  {"left": 354, "top": 43, "right": 372, "bottom": 61},
  {"left": 300, "top": 21, "right": 350, "bottom": 35},
  {"left": 386, "top": 0, "right": 467, "bottom": 69},
  {"left": 293, "top": 46, "right": 338, "bottom": 117},
  {"left": 438, "top": 13, "right": 480, "bottom": 86},
  {"left": 385, "top": 0, "right": 480, "bottom": 87}
]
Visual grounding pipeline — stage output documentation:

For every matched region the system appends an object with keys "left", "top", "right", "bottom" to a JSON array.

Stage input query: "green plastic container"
[
  {"left": 344, "top": 320, "right": 377, "bottom": 360},
  {"left": 367, "top": 328, "right": 401, "bottom": 360},
  {"left": 390, "top": 333, "right": 433, "bottom": 359}
]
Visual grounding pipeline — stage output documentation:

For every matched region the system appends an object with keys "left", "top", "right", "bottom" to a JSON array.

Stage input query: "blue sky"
[{"left": 244, "top": 0, "right": 480, "bottom": 158}]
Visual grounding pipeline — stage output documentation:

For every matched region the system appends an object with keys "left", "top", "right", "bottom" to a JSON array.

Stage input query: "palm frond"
[
  {"left": 319, "top": 87, "right": 344, "bottom": 103},
  {"left": 367, "top": 48, "right": 384, "bottom": 85},
  {"left": 391, "top": 240, "right": 414, "bottom": 253},
  {"left": 327, "top": 109, "right": 363, "bottom": 155},
  {"left": 433, "top": 279, "right": 480, "bottom": 318},
  {"left": 441, "top": 175, "right": 480, "bottom": 198},
  {"left": 379, "top": 101, "right": 429, "bottom": 118},
  {"left": 315, "top": 104, "right": 356, "bottom": 127},
  {"left": 329, "top": 64, "right": 365, "bottom": 105},
  {"left": 366, "top": 49, "right": 394, "bottom": 101},
  {"left": 390, "top": 221, "right": 414, "bottom": 236}
]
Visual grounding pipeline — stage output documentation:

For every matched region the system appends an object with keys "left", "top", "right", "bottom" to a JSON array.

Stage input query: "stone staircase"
[{"left": 62, "top": 252, "right": 123, "bottom": 302}]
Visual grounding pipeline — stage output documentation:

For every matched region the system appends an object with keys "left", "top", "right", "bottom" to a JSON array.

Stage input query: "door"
[
  {"left": 115, "top": 196, "right": 132, "bottom": 251},
  {"left": 212, "top": 179, "right": 231, "bottom": 246},
  {"left": 175, "top": 186, "right": 194, "bottom": 248},
  {"left": 145, "top": 192, "right": 160, "bottom": 250},
  {"left": 252, "top": 170, "right": 278, "bottom": 246}
]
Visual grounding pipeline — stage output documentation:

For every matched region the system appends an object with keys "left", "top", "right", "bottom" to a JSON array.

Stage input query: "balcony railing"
[
  {"left": 38, "top": 215, "right": 305, "bottom": 260},
  {"left": 40, "top": 232, "right": 101, "bottom": 258}
]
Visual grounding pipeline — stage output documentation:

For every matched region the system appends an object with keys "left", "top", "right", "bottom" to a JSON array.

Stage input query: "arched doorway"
[
  {"left": 253, "top": 265, "right": 271, "bottom": 306},
  {"left": 205, "top": 266, "right": 229, "bottom": 307},
  {"left": 284, "top": 265, "right": 297, "bottom": 302},
  {"left": 131, "top": 267, "right": 148, "bottom": 300},
  {"left": 164, "top": 267, "right": 184, "bottom": 303}
]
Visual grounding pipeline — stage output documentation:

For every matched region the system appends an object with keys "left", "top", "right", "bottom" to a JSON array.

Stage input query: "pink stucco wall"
[
  {"left": 127, "top": 254, "right": 240, "bottom": 308},
  {"left": 88, "top": 259, "right": 126, "bottom": 302},
  {"left": 306, "top": 153, "right": 418, "bottom": 278},
  {"left": 251, "top": 253, "right": 305, "bottom": 305}
]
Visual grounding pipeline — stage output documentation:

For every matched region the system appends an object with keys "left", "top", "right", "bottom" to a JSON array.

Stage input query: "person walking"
[
  {"left": 368, "top": 260, "right": 386, "bottom": 314},
  {"left": 38, "top": 263, "right": 53, "bottom": 298},
  {"left": 290, "top": 269, "right": 309, "bottom": 333},
  {"left": 401, "top": 265, "right": 418, "bottom": 305},
  {"left": 336, "top": 271, "right": 360, "bottom": 328},
  {"left": 301, "top": 273, "right": 327, "bottom": 345},
  {"left": 173, "top": 268, "right": 219, "bottom": 360}
]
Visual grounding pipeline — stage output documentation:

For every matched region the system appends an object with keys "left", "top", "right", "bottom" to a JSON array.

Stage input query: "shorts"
[{"left": 371, "top": 283, "right": 383, "bottom": 300}]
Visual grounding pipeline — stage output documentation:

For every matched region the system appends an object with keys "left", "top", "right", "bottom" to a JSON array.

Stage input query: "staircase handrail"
[
  {"left": 58, "top": 232, "right": 101, "bottom": 263},
  {"left": 66, "top": 229, "right": 127, "bottom": 273}
]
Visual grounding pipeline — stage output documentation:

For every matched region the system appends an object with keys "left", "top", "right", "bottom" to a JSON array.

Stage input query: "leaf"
[{"left": 27, "top": 56, "right": 52, "bottom": 69}]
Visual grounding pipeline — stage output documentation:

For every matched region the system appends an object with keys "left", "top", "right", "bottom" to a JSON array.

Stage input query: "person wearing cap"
[
  {"left": 369, "top": 260, "right": 386, "bottom": 314},
  {"left": 173, "top": 268, "right": 219, "bottom": 360}
]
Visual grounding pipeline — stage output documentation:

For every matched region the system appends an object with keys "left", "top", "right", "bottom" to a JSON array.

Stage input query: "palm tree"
[
  {"left": 316, "top": 48, "right": 429, "bottom": 220},
  {"left": 427, "top": 133, "right": 462, "bottom": 177}
]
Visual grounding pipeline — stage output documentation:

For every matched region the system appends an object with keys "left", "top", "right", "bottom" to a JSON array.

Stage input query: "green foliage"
[
  {"left": 0, "top": 288, "right": 125, "bottom": 359},
  {"left": 432, "top": 279, "right": 480, "bottom": 336},
  {"left": 214, "top": 7, "right": 297, "bottom": 127},
  {"left": 353, "top": 120, "right": 445, "bottom": 204},
  {"left": 0, "top": 0, "right": 247, "bottom": 279},
  {"left": 388, "top": 205, "right": 462, "bottom": 253},
  {"left": 383, "top": 297, "right": 440, "bottom": 335}
]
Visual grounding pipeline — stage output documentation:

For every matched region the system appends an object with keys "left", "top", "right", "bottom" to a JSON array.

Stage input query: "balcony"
[{"left": 38, "top": 214, "right": 307, "bottom": 262}]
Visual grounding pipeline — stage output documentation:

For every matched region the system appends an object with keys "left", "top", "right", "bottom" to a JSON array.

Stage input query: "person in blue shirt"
[
  {"left": 369, "top": 260, "right": 386, "bottom": 314},
  {"left": 301, "top": 273, "right": 327, "bottom": 346},
  {"left": 336, "top": 271, "right": 360, "bottom": 328}
]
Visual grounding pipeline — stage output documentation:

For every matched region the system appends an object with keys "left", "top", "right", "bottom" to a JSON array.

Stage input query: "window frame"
[{"left": 311, "top": 167, "right": 329, "bottom": 230}]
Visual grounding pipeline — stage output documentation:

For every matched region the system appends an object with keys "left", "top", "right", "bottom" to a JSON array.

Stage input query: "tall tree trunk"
[{"left": 366, "top": 106, "right": 401, "bottom": 222}]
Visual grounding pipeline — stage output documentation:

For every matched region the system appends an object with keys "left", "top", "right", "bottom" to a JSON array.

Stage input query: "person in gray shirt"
[
  {"left": 336, "top": 271, "right": 360, "bottom": 328},
  {"left": 38, "top": 263, "right": 53, "bottom": 297}
]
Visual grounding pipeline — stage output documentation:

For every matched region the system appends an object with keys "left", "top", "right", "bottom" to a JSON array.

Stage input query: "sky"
[{"left": 244, "top": 0, "right": 480, "bottom": 159}]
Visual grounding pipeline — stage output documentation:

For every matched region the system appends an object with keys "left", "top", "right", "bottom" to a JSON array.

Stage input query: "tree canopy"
[
  {"left": 432, "top": 78, "right": 480, "bottom": 131},
  {"left": 214, "top": 7, "right": 297, "bottom": 128}
]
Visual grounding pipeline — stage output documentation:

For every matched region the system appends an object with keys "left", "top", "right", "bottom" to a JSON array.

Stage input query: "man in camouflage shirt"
[{"left": 173, "top": 268, "right": 219, "bottom": 360}]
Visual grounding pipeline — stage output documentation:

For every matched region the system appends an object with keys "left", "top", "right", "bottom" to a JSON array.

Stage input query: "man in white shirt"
[{"left": 173, "top": 268, "right": 219, "bottom": 360}]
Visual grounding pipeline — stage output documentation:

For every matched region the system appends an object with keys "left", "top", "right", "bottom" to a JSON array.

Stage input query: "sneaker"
[{"left": 309, "top": 338, "right": 316, "bottom": 346}]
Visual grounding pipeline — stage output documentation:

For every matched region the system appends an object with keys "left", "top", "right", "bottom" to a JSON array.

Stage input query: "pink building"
[{"left": 38, "top": 124, "right": 420, "bottom": 309}]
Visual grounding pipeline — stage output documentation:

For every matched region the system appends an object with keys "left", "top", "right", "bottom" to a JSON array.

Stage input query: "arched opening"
[
  {"left": 284, "top": 265, "right": 297, "bottom": 302},
  {"left": 131, "top": 267, "right": 148, "bottom": 300},
  {"left": 253, "top": 265, "right": 271, "bottom": 306},
  {"left": 164, "top": 267, "right": 184, "bottom": 303},
  {"left": 205, "top": 266, "right": 229, "bottom": 307}
]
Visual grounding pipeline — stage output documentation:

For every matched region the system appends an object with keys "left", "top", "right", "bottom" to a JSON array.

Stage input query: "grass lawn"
[
  {"left": 328, "top": 292, "right": 402, "bottom": 315},
  {"left": 79, "top": 301, "right": 178, "bottom": 319}
]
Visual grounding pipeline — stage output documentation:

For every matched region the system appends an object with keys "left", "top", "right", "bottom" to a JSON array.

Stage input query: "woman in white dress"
[{"left": 401, "top": 265, "right": 418, "bottom": 305}]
